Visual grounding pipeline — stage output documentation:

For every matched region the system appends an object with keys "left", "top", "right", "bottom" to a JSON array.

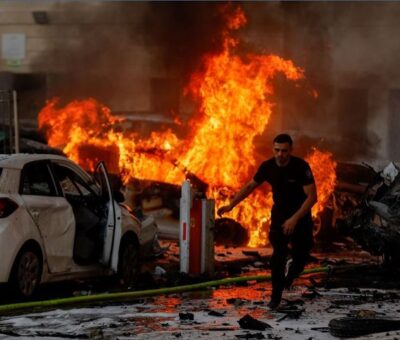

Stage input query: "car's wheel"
[
  {"left": 11, "top": 247, "right": 42, "bottom": 298},
  {"left": 118, "top": 239, "right": 139, "bottom": 288}
]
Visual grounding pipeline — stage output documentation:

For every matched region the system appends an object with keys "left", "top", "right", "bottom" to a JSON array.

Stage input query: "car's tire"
[
  {"left": 10, "top": 247, "right": 42, "bottom": 298},
  {"left": 329, "top": 317, "right": 400, "bottom": 338},
  {"left": 117, "top": 239, "right": 140, "bottom": 288}
]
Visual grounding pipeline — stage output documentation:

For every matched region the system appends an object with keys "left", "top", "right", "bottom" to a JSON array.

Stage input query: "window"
[
  {"left": 52, "top": 163, "right": 96, "bottom": 199},
  {"left": 52, "top": 162, "right": 105, "bottom": 219},
  {"left": 21, "top": 161, "right": 57, "bottom": 196}
]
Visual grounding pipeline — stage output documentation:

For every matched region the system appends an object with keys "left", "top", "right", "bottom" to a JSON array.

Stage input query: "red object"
[
  {"left": 182, "top": 222, "right": 187, "bottom": 241},
  {"left": 0, "top": 198, "right": 18, "bottom": 218},
  {"left": 189, "top": 199, "right": 202, "bottom": 275}
]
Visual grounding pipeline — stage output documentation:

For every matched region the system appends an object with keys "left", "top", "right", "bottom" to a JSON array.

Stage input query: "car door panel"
[
  {"left": 94, "top": 162, "right": 116, "bottom": 267},
  {"left": 20, "top": 161, "right": 75, "bottom": 273},
  {"left": 51, "top": 161, "right": 107, "bottom": 265},
  {"left": 21, "top": 195, "right": 75, "bottom": 272}
]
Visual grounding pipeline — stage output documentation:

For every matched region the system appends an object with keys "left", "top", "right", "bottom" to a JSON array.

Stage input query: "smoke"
[
  {"left": 326, "top": 3, "right": 400, "bottom": 161},
  {"left": 36, "top": 2, "right": 230, "bottom": 112},
  {"left": 33, "top": 2, "right": 400, "bottom": 161},
  {"left": 40, "top": 2, "right": 148, "bottom": 106},
  {"left": 141, "top": 2, "right": 227, "bottom": 80},
  {"left": 242, "top": 2, "right": 400, "bottom": 162}
]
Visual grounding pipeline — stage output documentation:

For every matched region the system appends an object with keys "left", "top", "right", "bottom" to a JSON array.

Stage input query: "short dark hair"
[{"left": 273, "top": 133, "right": 293, "bottom": 146}]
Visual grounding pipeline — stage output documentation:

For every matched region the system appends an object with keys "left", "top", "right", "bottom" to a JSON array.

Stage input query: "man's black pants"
[{"left": 268, "top": 219, "right": 314, "bottom": 300}]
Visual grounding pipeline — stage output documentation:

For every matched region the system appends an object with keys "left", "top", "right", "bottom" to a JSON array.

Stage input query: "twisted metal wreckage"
[{"left": 338, "top": 161, "right": 400, "bottom": 263}]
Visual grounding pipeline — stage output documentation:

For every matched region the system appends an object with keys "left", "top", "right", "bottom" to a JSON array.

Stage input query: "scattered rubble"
[
  {"left": 0, "top": 229, "right": 399, "bottom": 339},
  {"left": 238, "top": 314, "right": 272, "bottom": 331},
  {"left": 179, "top": 312, "right": 194, "bottom": 321}
]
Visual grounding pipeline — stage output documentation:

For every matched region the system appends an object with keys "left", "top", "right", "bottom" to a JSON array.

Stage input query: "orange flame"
[
  {"left": 38, "top": 6, "right": 337, "bottom": 247},
  {"left": 306, "top": 148, "right": 337, "bottom": 217}
]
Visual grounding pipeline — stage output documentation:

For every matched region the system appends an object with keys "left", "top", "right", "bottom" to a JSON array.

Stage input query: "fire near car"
[{"left": 0, "top": 154, "right": 158, "bottom": 298}]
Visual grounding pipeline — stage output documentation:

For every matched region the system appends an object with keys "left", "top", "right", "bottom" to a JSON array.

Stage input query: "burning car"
[{"left": 0, "top": 154, "right": 158, "bottom": 298}]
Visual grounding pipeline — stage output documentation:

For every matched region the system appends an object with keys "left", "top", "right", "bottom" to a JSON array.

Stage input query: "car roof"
[{"left": 0, "top": 153, "right": 70, "bottom": 170}]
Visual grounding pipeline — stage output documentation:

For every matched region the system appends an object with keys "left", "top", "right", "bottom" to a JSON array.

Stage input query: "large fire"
[{"left": 38, "top": 6, "right": 336, "bottom": 247}]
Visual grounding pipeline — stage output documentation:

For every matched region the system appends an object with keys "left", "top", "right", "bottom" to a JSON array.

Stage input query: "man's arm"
[
  {"left": 217, "top": 180, "right": 260, "bottom": 216},
  {"left": 282, "top": 183, "right": 317, "bottom": 235}
]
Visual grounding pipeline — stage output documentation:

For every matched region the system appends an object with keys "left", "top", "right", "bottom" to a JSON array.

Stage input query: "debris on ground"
[
  {"left": 329, "top": 317, "right": 400, "bottom": 338},
  {"left": 207, "top": 309, "right": 226, "bottom": 317},
  {"left": 275, "top": 306, "right": 305, "bottom": 321},
  {"left": 1, "top": 240, "right": 400, "bottom": 339},
  {"left": 227, "top": 298, "right": 248, "bottom": 306},
  {"left": 235, "top": 332, "right": 266, "bottom": 339},
  {"left": 238, "top": 314, "right": 272, "bottom": 331},
  {"left": 179, "top": 312, "right": 194, "bottom": 321}
]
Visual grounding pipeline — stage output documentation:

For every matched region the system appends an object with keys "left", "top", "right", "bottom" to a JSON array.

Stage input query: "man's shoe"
[{"left": 267, "top": 298, "right": 281, "bottom": 309}]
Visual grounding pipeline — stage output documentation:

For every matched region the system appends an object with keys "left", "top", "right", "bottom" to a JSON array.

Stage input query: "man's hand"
[
  {"left": 217, "top": 205, "right": 232, "bottom": 217},
  {"left": 282, "top": 216, "right": 298, "bottom": 236},
  {"left": 216, "top": 180, "right": 260, "bottom": 218}
]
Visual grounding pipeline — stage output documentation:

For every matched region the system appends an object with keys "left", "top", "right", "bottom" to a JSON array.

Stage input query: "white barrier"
[{"left": 179, "top": 180, "right": 215, "bottom": 275}]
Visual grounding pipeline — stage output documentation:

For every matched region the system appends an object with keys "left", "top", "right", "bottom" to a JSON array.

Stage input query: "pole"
[{"left": 12, "top": 90, "right": 19, "bottom": 153}]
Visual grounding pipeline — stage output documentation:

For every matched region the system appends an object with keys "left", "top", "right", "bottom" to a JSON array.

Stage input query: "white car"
[{"left": 0, "top": 154, "right": 158, "bottom": 298}]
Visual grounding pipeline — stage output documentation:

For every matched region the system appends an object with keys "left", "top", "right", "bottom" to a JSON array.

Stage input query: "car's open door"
[{"left": 94, "top": 161, "right": 116, "bottom": 267}]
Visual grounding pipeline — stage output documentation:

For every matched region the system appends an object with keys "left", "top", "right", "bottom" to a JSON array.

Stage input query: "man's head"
[{"left": 272, "top": 134, "right": 293, "bottom": 167}]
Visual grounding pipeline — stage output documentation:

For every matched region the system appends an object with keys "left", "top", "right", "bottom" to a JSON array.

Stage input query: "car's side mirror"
[{"left": 114, "top": 190, "right": 125, "bottom": 203}]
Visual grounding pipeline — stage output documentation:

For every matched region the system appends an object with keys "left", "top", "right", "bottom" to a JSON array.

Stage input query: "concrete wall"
[{"left": 0, "top": 2, "right": 154, "bottom": 114}]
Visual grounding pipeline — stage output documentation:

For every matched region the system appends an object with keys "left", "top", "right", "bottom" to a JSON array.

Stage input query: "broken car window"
[
  {"left": 52, "top": 164, "right": 96, "bottom": 198},
  {"left": 51, "top": 163, "right": 106, "bottom": 220},
  {"left": 20, "top": 161, "right": 57, "bottom": 196}
]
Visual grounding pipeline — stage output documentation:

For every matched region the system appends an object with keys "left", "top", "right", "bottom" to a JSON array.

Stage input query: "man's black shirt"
[{"left": 253, "top": 156, "right": 315, "bottom": 224}]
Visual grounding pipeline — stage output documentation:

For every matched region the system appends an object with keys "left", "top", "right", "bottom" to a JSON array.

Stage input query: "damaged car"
[
  {"left": 0, "top": 154, "right": 159, "bottom": 298},
  {"left": 338, "top": 162, "right": 400, "bottom": 264}
]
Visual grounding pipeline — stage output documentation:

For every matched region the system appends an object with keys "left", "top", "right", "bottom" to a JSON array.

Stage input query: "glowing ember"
[{"left": 38, "top": 5, "right": 337, "bottom": 247}]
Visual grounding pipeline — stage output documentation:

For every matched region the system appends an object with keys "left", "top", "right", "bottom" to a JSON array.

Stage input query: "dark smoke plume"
[{"left": 35, "top": 2, "right": 231, "bottom": 109}]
